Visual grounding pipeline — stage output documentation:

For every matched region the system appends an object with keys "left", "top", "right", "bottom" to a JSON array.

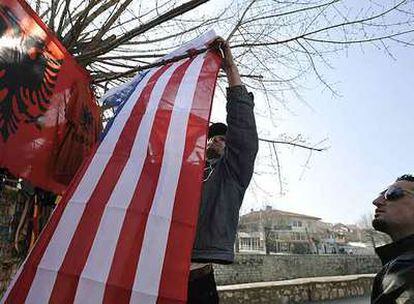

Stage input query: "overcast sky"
[{"left": 212, "top": 43, "right": 414, "bottom": 225}]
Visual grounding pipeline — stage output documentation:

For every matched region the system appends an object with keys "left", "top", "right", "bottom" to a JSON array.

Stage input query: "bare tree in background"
[
  {"left": 357, "top": 213, "right": 392, "bottom": 247},
  {"left": 28, "top": 0, "right": 414, "bottom": 194}
]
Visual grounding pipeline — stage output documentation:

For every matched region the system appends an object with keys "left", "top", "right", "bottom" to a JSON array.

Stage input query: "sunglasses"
[{"left": 382, "top": 186, "right": 414, "bottom": 201}]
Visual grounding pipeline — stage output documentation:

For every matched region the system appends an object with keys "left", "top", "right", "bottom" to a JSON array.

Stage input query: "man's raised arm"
[{"left": 218, "top": 38, "right": 259, "bottom": 189}]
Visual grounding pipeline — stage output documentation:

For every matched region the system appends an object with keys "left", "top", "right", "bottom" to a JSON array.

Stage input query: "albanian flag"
[
  {"left": 2, "top": 30, "right": 221, "bottom": 304},
  {"left": 0, "top": 0, "right": 101, "bottom": 194}
]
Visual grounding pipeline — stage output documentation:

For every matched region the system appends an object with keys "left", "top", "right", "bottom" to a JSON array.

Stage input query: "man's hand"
[{"left": 211, "top": 37, "right": 242, "bottom": 87}]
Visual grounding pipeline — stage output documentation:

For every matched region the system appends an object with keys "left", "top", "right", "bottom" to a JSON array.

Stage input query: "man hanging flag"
[
  {"left": 2, "top": 30, "right": 222, "bottom": 303},
  {"left": 0, "top": 0, "right": 101, "bottom": 193}
]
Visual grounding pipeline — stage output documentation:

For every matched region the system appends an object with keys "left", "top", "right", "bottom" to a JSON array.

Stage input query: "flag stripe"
[
  {"left": 45, "top": 66, "right": 170, "bottom": 304},
  {"left": 20, "top": 67, "right": 157, "bottom": 304},
  {"left": 72, "top": 60, "right": 187, "bottom": 304},
  {"left": 156, "top": 51, "right": 222, "bottom": 304},
  {"left": 130, "top": 54, "right": 206, "bottom": 304},
  {"left": 99, "top": 58, "right": 193, "bottom": 304}
]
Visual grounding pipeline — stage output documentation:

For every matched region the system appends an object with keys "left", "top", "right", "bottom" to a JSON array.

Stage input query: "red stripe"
[
  {"left": 156, "top": 51, "right": 222, "bottom": 304},
  {"left": 3, "top": 143, "right": 98, "bottom": 304},
  {"left": 47, "top": 66, "right": 170, "bottom": 303},
  {"left": 102, "top": 58, "right": 193, "bottom": 304}
]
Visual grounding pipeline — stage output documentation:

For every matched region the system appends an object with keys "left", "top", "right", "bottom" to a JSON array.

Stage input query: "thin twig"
[
  {"left": 259, "top": 138, "right": 327, "bottom": 152},
  {"left": 271, "top": 143, "right": 284, "bottom": 195}
]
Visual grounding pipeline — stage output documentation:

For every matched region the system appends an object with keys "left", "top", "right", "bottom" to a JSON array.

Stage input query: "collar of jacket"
[
  {"left": 203, "top": 158, "right": 220, "bottom": 181},
  {"left": 375, "top": 234, "right": 414, "bottom": 265},
  {"left": 205, "top": 157, "right": 220, "bottom": 168}
]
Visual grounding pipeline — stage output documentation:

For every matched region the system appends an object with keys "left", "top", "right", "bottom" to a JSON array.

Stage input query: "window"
[
  {"left": 292, "top": 220, "right": 303, "bottom": 227},
  {"left": 239, "top": 237, "right": 261, "bottom": 251},
  {"left": 292, "top": 232, "right": 306, "bottom": 241},
  {"left": 252, "top": 238, "right": 260, "bottom": 250},
  {"left": 240, "top": 238, "right": 251, "bottom": 250}
]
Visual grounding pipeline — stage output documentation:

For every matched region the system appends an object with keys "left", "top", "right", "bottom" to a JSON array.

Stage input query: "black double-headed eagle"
[{"left": 0, "top": 5, "right": 62, "bottom": 142}]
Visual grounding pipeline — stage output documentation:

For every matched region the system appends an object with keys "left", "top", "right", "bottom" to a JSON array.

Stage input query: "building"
[
  {"left": 331, "top": 223, "right": 390, "bottom": 254},
  {"left": 238, "top": 206, "right": 330, "bottom": 254},
  {"left": 236, "top": 205, "right": 389, "bottom": 255}
]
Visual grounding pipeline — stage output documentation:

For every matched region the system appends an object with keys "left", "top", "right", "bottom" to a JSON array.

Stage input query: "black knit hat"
[{"left": 208, "top": 122, "right": 227, "bottom": 139}]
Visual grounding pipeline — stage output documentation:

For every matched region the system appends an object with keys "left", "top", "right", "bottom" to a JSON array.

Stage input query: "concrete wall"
[
  {"left": 218, "top": 274, "right": 375, "bottom": 304},
  {"left": 214, "top": 253, "right": 381, "bottom": 285}
]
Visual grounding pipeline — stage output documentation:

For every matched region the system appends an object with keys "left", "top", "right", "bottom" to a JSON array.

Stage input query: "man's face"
[
  {"left": 206, "top": 135, "right": 226, "bottom": 159},
  {"left": 372, "top": 180, "right": 414, "bottom": 234}
]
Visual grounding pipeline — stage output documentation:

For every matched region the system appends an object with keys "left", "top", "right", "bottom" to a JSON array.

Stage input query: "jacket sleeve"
[
  {"left": 223, "top": 85, "right": 259, "bottom": 189},
  {"left": 374, "top": 257, "right": 414, "bottom": 303}
]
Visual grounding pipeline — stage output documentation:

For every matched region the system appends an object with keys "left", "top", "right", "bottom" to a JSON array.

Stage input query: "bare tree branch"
[
  {"left": 271, "top": 143, "right": 283, "bottom": 195},
  {"left": 77, "top": 0, "right": 211, "bottom": 64},
  {"left": 88, "top": 0, "right": 134, "bottom": 50},
  {"left": 259, "top": 137, "right": 327, "bottom": 152},
  {"left": 93, "top": 45, "right": 215, "bottom": 83},
  {"left": 227, "top": 0, "right": 257, "bottom": 41}
]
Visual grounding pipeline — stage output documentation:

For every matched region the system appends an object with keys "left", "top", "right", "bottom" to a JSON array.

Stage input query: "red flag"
[
  {"left": 0, "top": 0, "right": 101, "bottom": 194},
  {"left": 2, "top": 31, "right": 221, "bottom": 303}
]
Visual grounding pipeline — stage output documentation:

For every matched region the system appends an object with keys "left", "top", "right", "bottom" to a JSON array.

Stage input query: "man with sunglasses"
[{"left": 371, "top": 174, "right": 414, "bottom": 303}]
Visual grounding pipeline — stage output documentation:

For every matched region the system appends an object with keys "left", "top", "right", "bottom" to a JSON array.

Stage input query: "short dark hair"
[
  {"left": 396, "top": 174, "right": 414, "bottom": 182},
  {"left": 208, "top": 122, "right": 227, "bottom": 139}
]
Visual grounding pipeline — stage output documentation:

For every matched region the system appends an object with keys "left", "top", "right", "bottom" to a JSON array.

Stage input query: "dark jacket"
[
  {"left": 191, "top": 85, "right": 258, "bottom": 264},
  {"left": 372, "top": 234, "right": 414, "bottom": 303}
]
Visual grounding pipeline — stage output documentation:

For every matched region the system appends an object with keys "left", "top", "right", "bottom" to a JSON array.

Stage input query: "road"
[{"left": 308, "top": 296, "right": 370, "bottom": 303}]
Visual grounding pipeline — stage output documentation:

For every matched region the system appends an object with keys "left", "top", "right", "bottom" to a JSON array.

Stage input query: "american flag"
[{"left": 2, "top": 31, "right": 221, "bottom": 304}]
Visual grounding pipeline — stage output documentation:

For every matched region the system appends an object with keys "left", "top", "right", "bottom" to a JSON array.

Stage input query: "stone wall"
[
  {"left": 218, "top": 274, "right": 375, "bottom": 304},
  {"left": 214, "top": 253, "right": 381, "bottom": 285}
]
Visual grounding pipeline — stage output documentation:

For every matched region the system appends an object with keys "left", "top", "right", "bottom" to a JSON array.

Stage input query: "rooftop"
[{"left": 241, "top": 206, "right": 322, "bottom": 222}]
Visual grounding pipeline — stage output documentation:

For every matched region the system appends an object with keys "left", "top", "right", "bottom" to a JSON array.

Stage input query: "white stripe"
[
  {"left": 73, "top": 61, "right": 183, "bottom": 304},
  {"left": 23, "top": 68, "right": 158, "bottom": 304},
  {"left": 130, "top": 54, "right": 206, "bottom": 304}
]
